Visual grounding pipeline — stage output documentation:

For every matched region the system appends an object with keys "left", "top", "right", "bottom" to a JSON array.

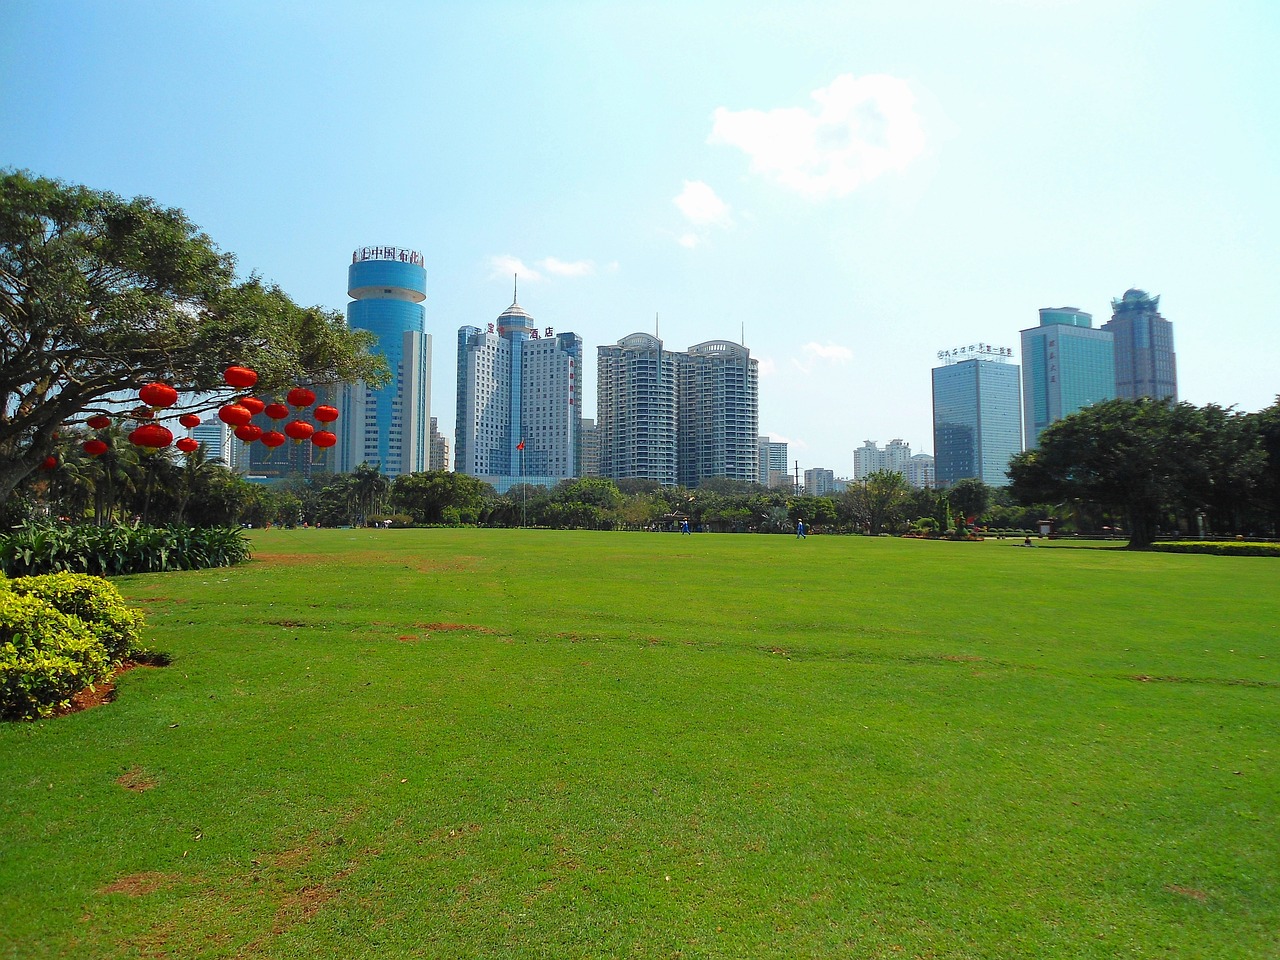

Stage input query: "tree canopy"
[{"left": 0, "top": 170, "right": 387, "bottom": 502}]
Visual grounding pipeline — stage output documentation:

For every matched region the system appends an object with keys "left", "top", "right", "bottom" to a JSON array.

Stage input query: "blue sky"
[{"left": 4, "top": 0, "right": 1278, "bottom": 476}]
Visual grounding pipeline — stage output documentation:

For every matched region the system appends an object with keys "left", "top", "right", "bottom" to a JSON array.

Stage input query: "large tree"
[
  {"left": 0, "top": 170, "right": 386, "bottom": 503},
  {"left": 1008, "top": 398, "right": 1208, "bottom": 548}
]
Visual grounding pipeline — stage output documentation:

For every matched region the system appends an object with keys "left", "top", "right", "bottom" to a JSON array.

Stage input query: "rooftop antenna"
[
  {"left": 513, "top": 273, "right": 518, "bottom": 303},
  {"left": 741, "top": 321, "right": 745, "bottom": 346},
  {"left": 655, "top": 312, "right": 659, "bottom": 337}
]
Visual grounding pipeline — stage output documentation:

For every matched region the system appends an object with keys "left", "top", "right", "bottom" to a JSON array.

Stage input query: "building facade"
[
  {"left": 803, "top": 467, "right": 836, "bottom": 496},
  {"left": 676, "top": 340, "right": 760, "bottom": 487},
  {"left": 758, "top": 437, "right": 788, "bottom": 488},
  {"left": 339, "top": 246, "right": 431, "bottom": 477},
  {"left": 428, "top": 417, "right": 450, "bottom": 472},
  {"left": 1020, "top": 307, "right": 1114, "bottom": 448},
  {"left": 932, "top": 356, "right": 1023, "bottom": 487},
  {"left": 455, "top": 293, "right": 581, "bottom": 484},
  {"left": 1102, "top": 288, "right": 1177, "bottom": 401},
  {"left": 854, "top": 439, "right": 913, "bottom": 480},
  {"left": 579, "top": 418, "right": 600, "bottom": 477},
  {"left": 597, "top": 333, "right": 679, "bottom": 485},
  {"left": 907, "top": 453, "right": 935, "bottom": 489}
]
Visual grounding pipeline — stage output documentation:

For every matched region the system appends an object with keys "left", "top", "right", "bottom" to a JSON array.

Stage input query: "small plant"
[
  {"left": 1151, "top": 541, "right": 1280, "bottom": 558},
  {"left": 0, "top": 591, "right": 109, "bottom": 721},
  {"left": 0, "top": 522, "right": 252, "bottom": 576},
  {"left": 6, "top": 573, "right": 144, "bottom": 661}
]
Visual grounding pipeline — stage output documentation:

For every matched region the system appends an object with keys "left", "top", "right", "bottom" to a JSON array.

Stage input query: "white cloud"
[
  {"left": 674, "top": 180, "right": 732, "bottom": 226},
  {"left": 539, "top": 256, "right": 595, "bottom": 277},
  {"left": 677, "top": 232, "right": 700, "bottom": 249},
  {"left": 757, "top": 356, "right": 777, "bottom": 377},
  {"left": 489, "top": 254, "right": 541, "bottom": 282},
  {"left": 803, "top": 342, "right": 854, "bottom": 363},
  {"left": 709, "top": 73, "right": 925, "bottom": 198}
]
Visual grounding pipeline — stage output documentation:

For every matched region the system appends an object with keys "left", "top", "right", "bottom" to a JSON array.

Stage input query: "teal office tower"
[
  {"left": 340, "top": 246, "right": 432, "bottom": 477},
  {"left": 1020, "top": 307, "right": 1114, "bottom": 448}
]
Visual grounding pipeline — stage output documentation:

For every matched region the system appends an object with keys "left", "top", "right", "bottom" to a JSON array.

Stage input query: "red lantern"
[
  {"left": 129, "top": 423, "right": 174, "bottom": 450},
  {"left": 175, "top": 436, "right": 199, "bottom": 453},
  {"left": 235, "top": 424, "right": 264, "bottom": 443},
  {"left": 218, "top": 403, "right": 253, "bottom": 427},
  {"left": 240, "top": 396, "right": 266, "bottom": 416},
  {"left": 139, "top": 382, "right": 178, "bottom": 409},
  {"left": 86, "top": 414, "right": 112, "bottom": 430},
  {"left": 260, "top": 430, "right": 287, "bottom": 449},
  {"left": 224, "top": 366, "right": 258, "bottom": 389},
  {"left": 40, "top": 455, "right": 58, "bottom": 470},
  {"left": 311, "top": 430, "right": 337, "bottom": 449},
  {"left": 179, "top": 413, "right": 202, "bottom": 429},
  {"left": 314, "top": 404, "right": 339, "bottom": 424},
  {"left": 286, "top": 387, "right": 316, "bottom": 409},
  {"left": 264, "top": 402, "right": 289, "bottom": 421},
  {"left": 83, "top": 439, "right": 109, "bottom": 457},
  {"left": 284, "top": 420, "right": 314, "bottom": 442}
]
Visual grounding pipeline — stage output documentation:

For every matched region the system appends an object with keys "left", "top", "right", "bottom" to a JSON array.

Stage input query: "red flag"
[{"left": 517, "top": 439, "right": 525, "bottom": 450}]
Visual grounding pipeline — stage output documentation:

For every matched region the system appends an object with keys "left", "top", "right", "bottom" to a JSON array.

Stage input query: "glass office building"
[
  {"left": 339, "top": 247, "right": 431, "bottom": 477},
  {"left": 1020, "top": 307, "right": 1114, "bottom": 448},
  {"left": 932, "top": 357, "right": 1023, "bottom": 487},
  {"left": 1102, "top": 288, "right": 1177, "bottom": 401}
]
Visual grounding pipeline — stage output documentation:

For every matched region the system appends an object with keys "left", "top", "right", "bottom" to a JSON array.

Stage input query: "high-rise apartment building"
[
  {"left": 1101, "top": 288, "right": 1177, "bottom": 401},
  {"left": 579, "top": 418, "right": 600, "bottom": 477},
  {"left": 455, "top": 292, "right": 581, "bottom": 483},
  {"left": 854, "top": 439, "right": 913, "bottom": 480},
  {"left": 339, "top": 246, "right": 431, "bottom": 476},
  {"left": 907, "top": 453, "right": 935, "bottom": 489},
  {"left": 596, "top": 334, "right": 760, "bottom": 487},
  {"left": 428, "top": 417, "right": 449, "bottom": 472},
  {"left": 597, "top": 333, "right": 678, "bottom": 485},
  {"left": 932, "top": 354, "right": 1023, "bottom": 487},
  {"left": 758, "top": 437, "right": 789, "bottom": 488},
  {"left": 1020, "top": 307, "right": 1114, "bottom": 448},
  {"left": 804, "top": 467, "right": 836, "bottom": 496},
  {"left": 676, "top": 341, "right": 759, "bottom": 487}
]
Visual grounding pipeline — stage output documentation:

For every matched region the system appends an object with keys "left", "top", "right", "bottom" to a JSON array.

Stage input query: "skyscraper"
[
  {"left": 1020, "top": 307, "right": 1114, "bottom": 448},
  {"left": 597, "top": 333, "right": 678, "bottom": 485},
  {"left": 1102, "top": 288, "right": 1177, "bottom": 401},
  {"left": 932, "top": 353, "right": 1023, "bottom": 487},
  {"left": 676, "top": 340, "right": 759, "bottom": 487},
  {"left": 339, "top": 246, "right": 431, "bottom": 477},
  {"left": 758, "top": 437, "right": 788, "bottom": 488},
  {"left": 455, "top": 290, "right": 581, "bottom": 485},
  {"left": 854, "top": 439, "right": 913, "bottom": 480}
]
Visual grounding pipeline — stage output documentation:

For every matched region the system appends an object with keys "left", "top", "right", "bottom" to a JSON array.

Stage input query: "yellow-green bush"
[
  {"left": 0, "top": 591, "right": 110, "bottom": 721},
  {"left": 6, "top": 573, "right": 144, "bottom": 661}
]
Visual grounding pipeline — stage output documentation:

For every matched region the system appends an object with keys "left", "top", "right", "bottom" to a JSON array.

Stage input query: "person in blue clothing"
[
  {"left": 796, "top": 518, "right": 806, "bottom": 539},
  {"left": 680, "top": 518, "right": 691, "bottom": 535}
]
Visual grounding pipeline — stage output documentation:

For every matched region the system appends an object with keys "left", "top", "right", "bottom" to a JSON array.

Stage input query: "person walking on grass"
[{"left": 796, "top": 518, "right": 806, "bottom": 539}]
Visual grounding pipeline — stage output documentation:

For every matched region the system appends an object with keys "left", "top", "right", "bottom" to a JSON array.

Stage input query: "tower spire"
[{"left": 513, "top": 273, "right": 518, "bottom": 304}]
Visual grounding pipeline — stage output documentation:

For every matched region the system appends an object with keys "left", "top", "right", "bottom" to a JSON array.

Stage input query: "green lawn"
[{"left": 2, "top": 530, "right": 1276, "bottom": 959}]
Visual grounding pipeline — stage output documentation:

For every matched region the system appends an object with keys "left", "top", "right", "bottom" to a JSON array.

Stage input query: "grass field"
[{"left": 2, "top": 529, "right": 1277, "bottom": 959}]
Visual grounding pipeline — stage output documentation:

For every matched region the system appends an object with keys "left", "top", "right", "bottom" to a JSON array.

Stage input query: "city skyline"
[{"left": 4, "top": 2, "right": 1277, "bottom": 477}]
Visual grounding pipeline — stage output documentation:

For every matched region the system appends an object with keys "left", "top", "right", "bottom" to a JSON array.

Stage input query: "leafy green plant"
[
  {"left": 5, "top": 573, "right": 144, "bottom": 661},
  {"left": 0, "top": 591, "right": 109, "bottom": 720},
  {"left": 0, "top": 522, "right": 251, "bottom": 576}
]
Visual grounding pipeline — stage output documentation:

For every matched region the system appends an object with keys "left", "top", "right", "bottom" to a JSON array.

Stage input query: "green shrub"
[
  {"left": 6, "top": 573, "right": 144, "bottom": 661},
  {"left": 1151, "top": 541, "right": 1280, "bottom": 558},
  {"left": 0, "top": 592, "right": 110, "bottom": 721},
  {"left": 0, "top": 522, "right": 251, "bottom": 576}
]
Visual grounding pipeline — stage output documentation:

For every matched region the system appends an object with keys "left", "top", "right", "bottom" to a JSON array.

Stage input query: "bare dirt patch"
[
  {"left": 1165, "top": 884, "right": 1209, "bottom": 901},
  {"left": 414, "top": 622, "right": 495, "bottom": 633},
  {"left": 99, "top": 872, "right": 179, "bottom": 897},
  {"left": 54, "top": 660, "right": 165, "bottom": 718},
  {"left": 116, "top": 766, "right": 158, "bottom": 792}
]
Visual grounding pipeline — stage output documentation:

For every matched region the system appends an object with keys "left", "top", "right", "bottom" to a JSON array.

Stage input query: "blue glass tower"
[
  {"left": 932, "top": 357, "right": 1023, "bottom": 487},
  {"left": 1020, "top": 307, "right": 1114, "bottom": 448},
  {"left": 340, "top": 246, "right": 431, "bottom": 476}
]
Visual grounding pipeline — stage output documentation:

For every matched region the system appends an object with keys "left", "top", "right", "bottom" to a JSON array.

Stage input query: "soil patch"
[
  {"left": 99, "top": 872, "right": 179, "bottom": 897},
  {"left": 415, "top": 622, "right": 495, "bottom": 633},
  {"left": 116, "top": 766, "right": 158, "bottom": 792},
  {"left": 54, "top": 660, "right": 165, "bottom": 718}
]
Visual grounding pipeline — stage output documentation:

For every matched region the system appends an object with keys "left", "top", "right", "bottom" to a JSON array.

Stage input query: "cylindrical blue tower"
[{"left": 342, "top": 246, "right": 431, "bottom": 478}]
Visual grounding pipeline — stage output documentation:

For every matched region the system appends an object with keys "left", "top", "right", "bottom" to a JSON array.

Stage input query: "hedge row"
[
  {"left": 1150, "top": 541, "right": 1280, "bottom": 558},
  {"left": 0, "top": 573, "right": 146, "bottom": 721},
  {"left": 0, "top": 523, "right": 251, "bottom": 577}
]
